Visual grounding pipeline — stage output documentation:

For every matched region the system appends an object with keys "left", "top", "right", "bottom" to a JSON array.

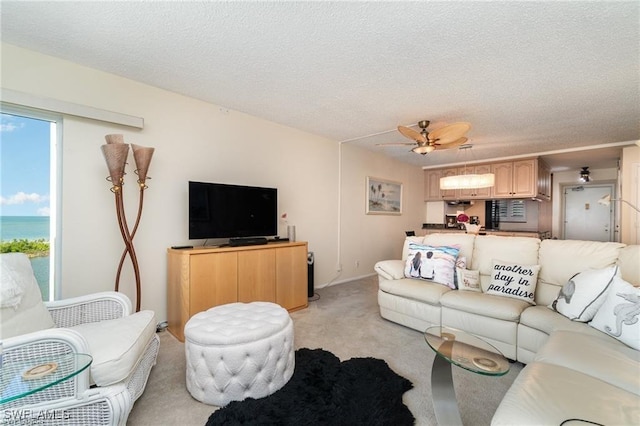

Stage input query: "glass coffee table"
[
  {"left": 425, "top": 326, "right": 509, "bottom": 425},
  {"left": 1, "top": 353, "right": 92, "bottom": 404}
]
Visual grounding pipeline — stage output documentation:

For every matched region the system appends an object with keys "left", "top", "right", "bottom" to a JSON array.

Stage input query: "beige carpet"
[{"left": 128, "top": 276, "right": 523, "bottom": 425}]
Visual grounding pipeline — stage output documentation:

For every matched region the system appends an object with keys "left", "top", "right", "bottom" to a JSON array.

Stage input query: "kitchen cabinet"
[
  {"left": 491, "top": 159, "right": 537, "bottom": 198},
  {"left": 457, "top": 164, "right": 493, "bottom": 199},
  {"left": 424, "top": 169, "right": 443, "bottom": 201},
  {"left": 167, "top": 241, "right": 308, "bottom": 342}
]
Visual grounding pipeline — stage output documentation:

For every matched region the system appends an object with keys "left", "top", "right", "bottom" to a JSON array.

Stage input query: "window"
[
  {"left": 0, "top": 105, "right": 61, "bottom": 301},
  {"left": 495, "top": 200, "right": 527, "bottom": 223}
]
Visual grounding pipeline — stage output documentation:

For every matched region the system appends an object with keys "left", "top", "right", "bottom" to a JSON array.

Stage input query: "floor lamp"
[
  {"left": 101, "top": 134, "right": 154, "bottom": 312},
  {"left": 597, "top": 194, "right": 640, "bottom": 213}
]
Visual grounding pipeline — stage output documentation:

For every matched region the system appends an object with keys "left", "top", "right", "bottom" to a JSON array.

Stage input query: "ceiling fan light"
[
  {"left": 440, "top": 173, "right": 495, "bottom": 190},
  {"left": 579, "top": 166, "right": 591, "bottom": 182},
  {"left": 412, "top": 145, "right": 435, "bottom": 155}
]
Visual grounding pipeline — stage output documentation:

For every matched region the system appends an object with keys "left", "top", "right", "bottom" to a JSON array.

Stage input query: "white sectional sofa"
[{"left": 374, "top": 234, "right": 640, "bottom": 425}]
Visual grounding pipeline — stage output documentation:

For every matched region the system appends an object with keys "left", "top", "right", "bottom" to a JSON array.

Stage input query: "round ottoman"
[{"left": 184, "top": 301, "right": 295, "bottom": 406}]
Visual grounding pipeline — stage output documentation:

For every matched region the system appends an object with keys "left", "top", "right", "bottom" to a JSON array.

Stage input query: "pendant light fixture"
[{"left": 439, "top": 145, "right": 495, "bottom": 190}]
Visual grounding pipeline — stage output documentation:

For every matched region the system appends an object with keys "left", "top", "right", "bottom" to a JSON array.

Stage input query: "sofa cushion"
[
  {"left": 440, "top": 291, "right": 529, "bottom": 321},
  {"left": 472, "top": 236, "right": 540, "bottom": 291},
  {"left": 486, "top": 260, "right": 540, "bottom": 304},
  {"left": 493, "top": 362, "right": 640, "bottom": 426},
  {"left": 423, "top": 233, "right": 475, "bottom": 263},
  {"left": 548, "top": 265, "right": 618, "bottom": 322},
  {"left": 0, "top": 253, "right": 55, "bottom": 339},
  {"left": 618, "top": 244, "right": 640, "bottom": 287},
  {"left": 589, "top": 276, "right": 640, "bottom": 350},
  {"left": 536, "top": 239, "right": 625, "bottom": 307},
  {"left": 404, "top": 243, "right": 459, "bottom": 289},
  {"left": 519, "top": 305, "right": 609, "bottom": 339},
  {"left": 379, "top": 277, "right": 451, "bottom": 305},
  {"left": 70, "top": 309, "right": 157, "bottom": 386},
  {"left": 534, "top": 330, "right": 640, "bottom": 396}
]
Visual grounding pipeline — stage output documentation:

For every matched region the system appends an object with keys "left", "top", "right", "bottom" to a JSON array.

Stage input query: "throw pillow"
[
  {"left": 549, "top": 265, "right": 618, "bottom": 322},
  {"left": 456, "top": 268, "right": 481, "bottom": 292},
  {"left": 589, "top": 276, "right": 640, "bottom": 350},
  {"left": 453, "top": 256, "right": 467, "bottom": 289},
  {"left": 404, "top": 243, "right": 460, "bottom": 289},
  {"left": 1, "top": 259, "right": 25, "bottom": 309},
  {"left": 486, "top": 260, "right": 540, "bottom": 304}
]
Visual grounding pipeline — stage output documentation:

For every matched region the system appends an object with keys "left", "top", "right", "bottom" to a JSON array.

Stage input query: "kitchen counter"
[{"left": 423, "top": 228, "right": 551, "bottom": 239}]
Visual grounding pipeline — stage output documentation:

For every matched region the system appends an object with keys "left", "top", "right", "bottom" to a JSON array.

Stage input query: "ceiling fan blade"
[
  {"left": 429, "top": 122, "right": 471, "bottom": 144},
  {"left": 397, "top": 125, "right": 427, "bottom": 143},
  {"left": 376, "top": 142, "right": 417, "bottom": 147},
  {"left": 435, "top": 137, "right": 468, "bottom": 150}
]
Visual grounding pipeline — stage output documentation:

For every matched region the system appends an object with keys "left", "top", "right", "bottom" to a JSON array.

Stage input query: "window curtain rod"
[{"left": 1, "top": 88, "right": 144, "bottom": 129}]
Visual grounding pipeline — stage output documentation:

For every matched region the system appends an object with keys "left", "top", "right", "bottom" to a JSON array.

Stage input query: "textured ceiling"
[{"left": 1, "top": 1, "right": 638, "bottom": 171}]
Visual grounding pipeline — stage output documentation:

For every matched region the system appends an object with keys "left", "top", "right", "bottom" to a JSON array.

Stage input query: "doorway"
[{"left": 562, "top": 184, "right": 615, "bottom": 242}]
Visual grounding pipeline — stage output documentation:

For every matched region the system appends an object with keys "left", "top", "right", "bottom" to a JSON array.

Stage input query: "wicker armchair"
[{"left": 0, "top": 253, "right": 160, "bottom": 425}]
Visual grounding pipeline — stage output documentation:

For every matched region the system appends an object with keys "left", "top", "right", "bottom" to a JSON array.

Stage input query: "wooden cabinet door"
[
  {"left": 512, "top": 159, "right": 536, "bottom": 197},
  {"left": 491, "top": 162, "right": 514, "bottom": 197},
  {"left": 238, "top": 249, "right": 276, "bottom": 303},
  {"left": 458, "top": 164, "right": 493, "bottom": 198},
  {"left": 190, "top": 252, "right": 238, "bottom": 315},
  {"left": 440, "top": 168, "right": 459, "bottom": 200},
  {"left": 424, "top": 169, "right": 442, "bottom": 201},
  {"left": 275, "top": 245, "right": 308, "bottom": 310}
]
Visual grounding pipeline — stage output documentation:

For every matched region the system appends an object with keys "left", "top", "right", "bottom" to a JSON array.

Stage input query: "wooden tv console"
[{"left": 166, "top": 241, "right": 308, "bottom": 341}]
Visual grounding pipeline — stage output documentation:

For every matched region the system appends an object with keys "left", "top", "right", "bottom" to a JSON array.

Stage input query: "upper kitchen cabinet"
[
  {"left": 457, "top": 164, "right": 493, "bottom": 199},
  {"left": 424, "top": 169, "right": 443, "bottom": 201},
  {"left": 491, "top": 159, "right": 537, "bottom": 198}
]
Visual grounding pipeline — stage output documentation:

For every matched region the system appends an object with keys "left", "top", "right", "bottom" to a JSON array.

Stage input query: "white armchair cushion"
[
  {"left": 0, "top": 253, "right": 55, "bottom": 339},
  {"left": 70, "top": 310, "right": 157, "bottom": 386}
]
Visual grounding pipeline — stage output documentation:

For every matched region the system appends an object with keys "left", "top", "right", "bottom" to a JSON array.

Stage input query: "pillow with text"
[{"left": 486, "top": 260, "right": 540, "bottom": 304}]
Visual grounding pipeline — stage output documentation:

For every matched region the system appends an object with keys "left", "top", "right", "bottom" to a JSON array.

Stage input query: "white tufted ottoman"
[{"left": 184, "top": 301, "right": 295, "bottom": 406}]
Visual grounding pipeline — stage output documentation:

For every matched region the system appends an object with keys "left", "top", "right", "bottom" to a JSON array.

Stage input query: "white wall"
[{"left": 1, "top": 43, "right": 423, "bottom": 320}]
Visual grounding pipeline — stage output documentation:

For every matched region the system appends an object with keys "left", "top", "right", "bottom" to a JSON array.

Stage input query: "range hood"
[{"left": 446, "top": 200, "right": 473, "bottom": 206}]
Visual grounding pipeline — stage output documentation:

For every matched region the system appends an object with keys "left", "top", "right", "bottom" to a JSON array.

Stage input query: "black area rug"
[{"left": 205, "top": 348, "right": 414, "bottom": 426}]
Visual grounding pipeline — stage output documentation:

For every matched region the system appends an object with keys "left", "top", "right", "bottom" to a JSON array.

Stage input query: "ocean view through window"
[{"left": 1, "top": 110, "right": 58, "bottom": 300}]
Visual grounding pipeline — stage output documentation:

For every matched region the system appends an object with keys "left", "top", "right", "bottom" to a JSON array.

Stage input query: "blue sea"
[
  {"left": 1, "top": 216, "right": 50, "bottom": 241},
  {"left": 1, "top": 216, "right": 50, "bottom": 299}
]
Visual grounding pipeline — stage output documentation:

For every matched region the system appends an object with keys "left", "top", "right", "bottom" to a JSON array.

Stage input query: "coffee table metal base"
[{"left": 431, "top": 353, "right": 463, "bottom": 426}]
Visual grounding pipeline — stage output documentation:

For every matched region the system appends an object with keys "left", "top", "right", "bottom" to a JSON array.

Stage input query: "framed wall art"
[{"left": 366, "top": 176, "right": 402, "bottom": 215}]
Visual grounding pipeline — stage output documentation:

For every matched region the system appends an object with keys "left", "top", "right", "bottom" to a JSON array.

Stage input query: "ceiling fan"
[{"left": 378, "top": 120, "right": 471, "bottom": 155}]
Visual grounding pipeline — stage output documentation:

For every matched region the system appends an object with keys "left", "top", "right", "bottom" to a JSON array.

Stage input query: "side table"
[
  {"left": 425, "top": 326, "right": 509, "bottom": 425},
  {"left": 1, "top": 353, "right": 92, "bottom": 404}
]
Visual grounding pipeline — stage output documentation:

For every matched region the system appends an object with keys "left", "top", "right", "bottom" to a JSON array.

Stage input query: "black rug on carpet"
[{"left": 205, "top": 348, "right": 414, "bottom": 425}]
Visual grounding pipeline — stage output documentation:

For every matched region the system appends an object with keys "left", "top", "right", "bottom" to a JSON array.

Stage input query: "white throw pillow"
[
  {"left": 589, "top": 276, "right": 640, "bottom": 350},
  {"left": 1, "top": 259, "right": 25, "bottom": 309},
  {"left": 486, "top": 260, "right": 540, "bottom": 304},
  {"left": 404, "top": 243, "right": 460, "bottom": 289},
  {"left": 549, "top": 265, "right": 618, "bottom": 322},
  {"left": 456, "top": 268, "right": 481, "bottom": 292}
]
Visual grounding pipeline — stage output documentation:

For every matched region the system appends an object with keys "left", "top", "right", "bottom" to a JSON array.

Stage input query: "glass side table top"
[
  {"left": 425, "top": 326, "right": 509, "bottom": 376},
  {"left": 1, "top": 353, "right": 92, "bottom": 404}
]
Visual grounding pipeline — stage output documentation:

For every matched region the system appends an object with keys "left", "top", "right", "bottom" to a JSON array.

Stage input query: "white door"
[{"left": 563, "top": 185, "right": 614, "bottom": 241}]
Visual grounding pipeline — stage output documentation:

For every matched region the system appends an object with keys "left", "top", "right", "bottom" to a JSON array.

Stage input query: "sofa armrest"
[
  {"left": 374, "top": 260, "right": 406, "bottom": 280},
  {"left": 46, "top": 291, "right": 132, "bottom": 327}
]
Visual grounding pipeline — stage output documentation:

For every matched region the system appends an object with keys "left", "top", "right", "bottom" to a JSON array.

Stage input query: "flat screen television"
[{"left": 189, "top": 181, "right": 277, "bottom": 240}]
